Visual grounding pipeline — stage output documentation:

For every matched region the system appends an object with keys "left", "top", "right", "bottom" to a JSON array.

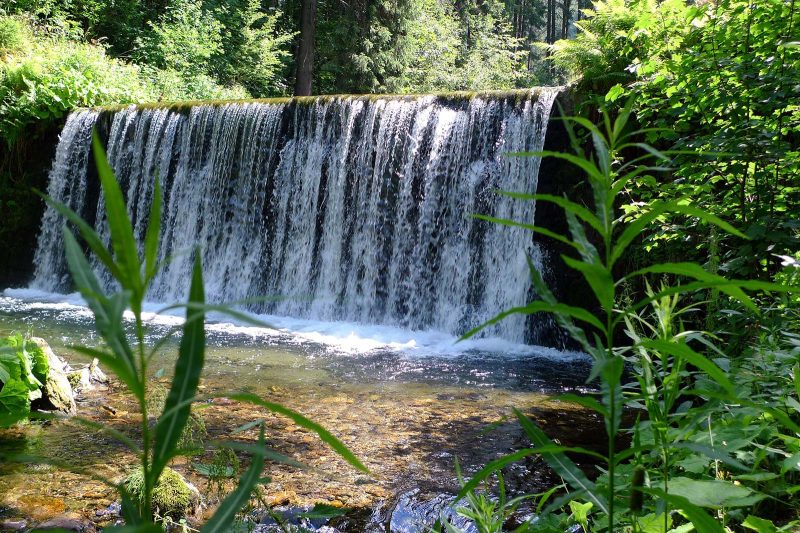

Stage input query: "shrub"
[
  {"left": 0, "top": 16, "right": 30, "bottom": 56},
  {"left": 0, "top": 31, "right": 150, "bottom": 145}
]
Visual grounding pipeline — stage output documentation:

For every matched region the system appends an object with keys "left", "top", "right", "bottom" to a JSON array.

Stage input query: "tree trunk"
[
  {"left": 294, "top": 0, "right": 317, "bottom": 96},
  {"left": 562, "top": 0, "right": 571, "bottom": 38}
]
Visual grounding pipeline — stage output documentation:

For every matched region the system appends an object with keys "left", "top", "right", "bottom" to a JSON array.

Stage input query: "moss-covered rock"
[
  {"left": 124, "top": 467, "right": 200, "bottom": 518},
  {"left": 29, "top": 337, "right": 76, "bottom": 415}
]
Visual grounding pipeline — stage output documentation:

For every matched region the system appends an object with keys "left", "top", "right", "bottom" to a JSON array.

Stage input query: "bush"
[
  {"left": 0, "top": 16, "right": 30, "bottom": 56},
  {"left": 0, "top": 16, "right": 252, "bottom": 147},
  {"left": 0, "top": 27, "right": 150, "bottom": 145}
]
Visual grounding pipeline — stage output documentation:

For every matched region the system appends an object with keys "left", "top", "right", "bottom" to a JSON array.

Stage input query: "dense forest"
[{"left": 0, "top": 0, "right": 799, "bottom": 531}]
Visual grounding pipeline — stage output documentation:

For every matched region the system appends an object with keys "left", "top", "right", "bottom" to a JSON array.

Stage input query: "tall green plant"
[
  {"left": 456, "top": 103, "right": 795, "bottom": 531},
  {"left": 38, "top": 133, "right": 367, "bottom": 527}
]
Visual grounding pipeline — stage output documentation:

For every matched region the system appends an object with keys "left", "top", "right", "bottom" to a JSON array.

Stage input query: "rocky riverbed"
[
  {"left": 0, "top": 294, "right": 596, "bottom": 531},
  {"left": 0, "top": 364, "right": 601, "bottom": 531}
]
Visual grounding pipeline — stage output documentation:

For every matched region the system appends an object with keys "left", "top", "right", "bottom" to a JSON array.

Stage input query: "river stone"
[
  {"left": 89, "top": 358, "right": 108, "bottom": 383},
  {"left": 35, "top": 513, "right": 89, "bottom": 531},
  {"left": 68, "top": 367, "right": 93, "bottom": 392},
  {"left": 0, "top": 519, "right": 27, "bottom": 530},
  {"left": 30, "top": 337, "right": 76, "bottom": 415}
]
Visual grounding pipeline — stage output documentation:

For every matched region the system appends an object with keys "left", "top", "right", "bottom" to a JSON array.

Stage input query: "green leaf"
[
  {"left": 510, "top": 150, "right": 606, "bottom": 184},
  {"left": 497, "top": 191, "right": 604, "bottom": 234},
  {"left": 62, "top": 230, "right": 141, "bottom": 397},
  {"left": 642, "top": 488, "right": 723, "bottom": 533},
  {"left": 672, "top": 442, "right": 748, "bottom": 471},
  {"left": 605, "top": 84, "right": 625, "bottom": 102},
  {"left": 513, "top": 408, "right": 609, "bottom": 514},
  {"left": 299, "top": 504, "right": 349, "bottom": 520},
  {"left": 665, "top": 478, "right": 764, "bottom": 508},
  {"left": 471, "top": 213, "right": 579, "bottom": 250},
  {"left": 92, "top": 132, "right": 141, "bottom": 295},
  {"left": 201, "top": 426, "right": 267, "bottom": 533},
  {"left": 742, "top": 515, "right": 778, "bottom": 533},
  {"left": 562, "top": 255, "right": 614, "bottom": 311},
  {"left": 611, "top": 201, "right": 747, "bottom": 266},
  {"left": 0, "top": 379, "right": 30, "bottom": 427},
  {"left": 639, "top": 339, "right": 734, "bottom": 395},
  {"left": 628, "top": 262, "right": 757, "bottom": 313},
  {"left": 556, "top": 393, "right": 608, "bottom": 417},
  {"left": 70, "top": 346, "right": 141, "bottom": 400},
  {"left": 226, "top": 392, "right": 368, "bottom": 473},
  {"left": 38, "top": 191, "right": 122, "bottom": 281},
  {"left": 152, "top": 252, "right": 205, "bottom": 481},
  {"left": 460, "top": 300, "right": 604, "bottom": 341},
  {"left": 455, "top": 444, "right": 604, "bottom": 500},
  {"left": 143, "top": 175, "right": 162, "bottom": 284}
]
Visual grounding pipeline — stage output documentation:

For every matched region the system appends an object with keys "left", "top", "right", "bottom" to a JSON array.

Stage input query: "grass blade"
[
  {"left": 226, "top": 392, "right": 368, "bottom": 473},
  {"left": 201, "top": 426, "right": 267, "bottom": 533},
  {"left": 92, "top": 132, "right": 141, "bottom": 294},
  {"left": 39, "top": 192, "right": 122, "bottom": 281},
  {"left": 641, "top": 339, "right": 734, "bottom": 395},
  {"left": 152, "top": 253, "right": 205, "bottom": 480},
  {"left": 513, "top": 408, "right": 609, "bottom": 515},
  {"left": 143, "top": 175, "right": 162, "bottom": 284}
]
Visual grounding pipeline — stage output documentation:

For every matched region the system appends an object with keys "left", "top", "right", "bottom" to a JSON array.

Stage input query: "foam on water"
[{"left": 2, "top": 288, "right": 585, "bottom": 360}]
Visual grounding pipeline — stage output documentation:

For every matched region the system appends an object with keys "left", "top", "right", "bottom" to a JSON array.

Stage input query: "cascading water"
[{"left": 32, "top": 89, "right": 559, "bottom": 344}]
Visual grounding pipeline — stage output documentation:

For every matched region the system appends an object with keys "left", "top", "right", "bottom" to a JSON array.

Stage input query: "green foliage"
[
  {"left": 550, "top": 0, "right": 799, "bottom": 314},
  {"left": 0, "top": 20, "right": 149, "bottom": 145},
  {"left": 0, "top": 16, "right": 29, "bottom": 56},
  {"left": 209, "top": 0, "right": 294, "bottom": 97},
  {"left": 454, "top": 104, "right": 799, "bottom": 531},
  {"left": 136, "top": 0, "right": 223, "bottom": 75},
  {"left": 37, "top": 134, "right": 365, "bottom": 526},
  {"left": 0, "top": 15, "right": 250, "bottom": 147},
  {"left": 0, "top": 334, "right": 49, "bottom": 426},
  {"left": 196, "top": 447, "right": 240, "bottom": 501}
]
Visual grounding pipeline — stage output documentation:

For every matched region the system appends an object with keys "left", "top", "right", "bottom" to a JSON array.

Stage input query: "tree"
[{"left": 294, "top": 0, "right": 316, "bottom": 95}]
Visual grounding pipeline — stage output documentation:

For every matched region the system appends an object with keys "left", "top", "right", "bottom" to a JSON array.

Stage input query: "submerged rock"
[
  {"left": 29, "top": 338, "right": 76, "bottom": 415},
  {"left": 0, "top": 519, "right": 26, "bottom": 531},
  {"left": 34, "top": 513, "right": 90, "bottom": 531}
]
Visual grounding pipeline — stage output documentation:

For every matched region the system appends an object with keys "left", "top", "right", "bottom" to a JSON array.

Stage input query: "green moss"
[
  {"left": 146, "top": 382, "right": 168, "bottom": 415},
  {"left": 88, "top": 88, "right": 546, "bottom": 113},
  {"left": 177, "top": 409, "right": 208, "bottom": 452},
  {"left": 124, "top": 466, "right": 194, "bottom": 518}
]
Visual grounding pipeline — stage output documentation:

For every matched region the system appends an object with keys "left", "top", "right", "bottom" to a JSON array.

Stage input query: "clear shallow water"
[
  {"left": 0, "top": 288, "right": 598, "bottom": 530},
  {"left": 0, "top": 289, "right": 590, "bottom": 393}
]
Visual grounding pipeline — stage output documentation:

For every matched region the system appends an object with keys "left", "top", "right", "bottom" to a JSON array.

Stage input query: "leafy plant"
[
  {"left": 34, "top": 133, "right": 368, "bottom": 527},
  {"left": 0, "top": 333, "right": 49, "bottom": 426},
  {"left": 454, "top": 102, "right": 797, "bottom": 531}
]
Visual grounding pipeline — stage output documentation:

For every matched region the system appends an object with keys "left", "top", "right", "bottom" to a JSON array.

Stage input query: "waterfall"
[{"left": 32, "top": 89, "right": 559, "bottom": 344}]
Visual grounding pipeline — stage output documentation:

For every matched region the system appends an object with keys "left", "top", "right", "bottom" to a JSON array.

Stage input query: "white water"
[
  {"left": 2, "top": 287, "right": 585, "bottom": 361},
  {"left": 32, "top": 90, "right": 559, "bottom": 345}
]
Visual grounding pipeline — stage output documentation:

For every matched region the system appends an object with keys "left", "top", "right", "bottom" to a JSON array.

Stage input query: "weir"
[{"left": 32, "top": 89, "right": 560, "bottom": 344}]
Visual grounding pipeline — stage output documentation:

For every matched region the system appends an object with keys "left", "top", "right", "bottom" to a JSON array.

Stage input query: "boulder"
[{"left": 29, "top": 338, "right": 76, "bottom": 415}]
